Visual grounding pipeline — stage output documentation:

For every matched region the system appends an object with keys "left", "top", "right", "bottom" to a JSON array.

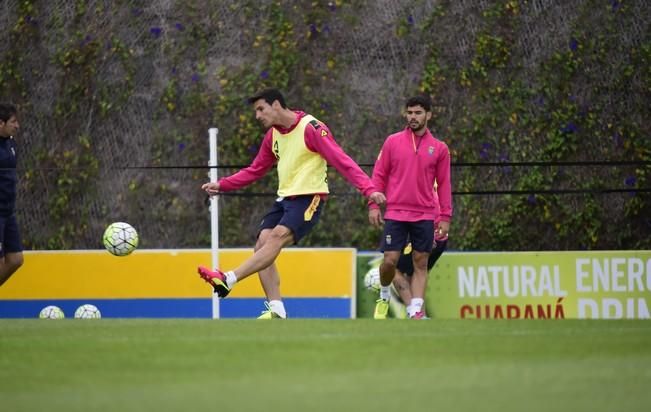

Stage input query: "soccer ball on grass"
[
  {"left": 39, "top": 305, "right": 65, "bottom": 319},
  {"left": 74, "top": 304, "right": 101, "bottom": 319},
  {"left": 102, "top": 222, "right": 138, "bottom": 256}
]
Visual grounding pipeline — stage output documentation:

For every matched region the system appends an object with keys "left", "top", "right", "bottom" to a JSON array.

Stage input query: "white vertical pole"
[{"left": 208, "top": 128, "right": 220, "bottom": 319}]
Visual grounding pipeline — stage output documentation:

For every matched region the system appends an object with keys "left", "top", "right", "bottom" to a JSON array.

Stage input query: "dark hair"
[
  {"left": 405, "top": 95, "right": 432, "bottom": 112},
  {"left": 247, "top": 88, "right": 287, "bottom": 108},
  {"left": 0, "top": 103, "right": 17, "bottom": 122}
]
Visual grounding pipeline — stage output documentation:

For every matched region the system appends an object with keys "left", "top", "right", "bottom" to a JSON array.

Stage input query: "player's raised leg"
[
  {"left": 198, "top": 226, "right": 294, "bottom": 298},
  {"left": 233, "top": 225, "right": 294, "bottom": 280},
  {"left": 198, "top": 195, "right": 323, "bottom": 320}
]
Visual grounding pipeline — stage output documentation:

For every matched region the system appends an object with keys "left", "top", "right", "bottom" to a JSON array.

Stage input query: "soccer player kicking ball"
[
  {"left": 198, "top": 88, "right": 385, "bottom": 319},
  {"left": 368, "top": 95, "right": 452, "bottom": 319}
]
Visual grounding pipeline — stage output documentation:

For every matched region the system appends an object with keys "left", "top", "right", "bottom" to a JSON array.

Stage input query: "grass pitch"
[{"left": 1, "top": 319, "right": 650, "bottom": 412}]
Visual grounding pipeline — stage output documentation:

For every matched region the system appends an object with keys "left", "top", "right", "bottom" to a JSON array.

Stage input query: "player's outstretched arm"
[
  {"left": 304, "top": 122, "right": 382, "bottom": 201},
  {"left": 205, "top": 131, "right": 276, "bottom": 193}
]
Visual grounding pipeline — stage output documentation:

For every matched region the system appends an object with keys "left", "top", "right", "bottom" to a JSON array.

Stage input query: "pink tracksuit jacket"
[{"left": 369, "top": 127, "right": 452, "bottom": 223}]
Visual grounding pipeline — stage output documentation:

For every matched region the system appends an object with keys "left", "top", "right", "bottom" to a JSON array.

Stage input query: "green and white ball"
[
  {"left": 39, "top": 305, "right": 65, "bottom": 319},
  {"left": 74, "top": 304, "right": 101, "bottom": 319},
  {"left": 363, "top": 267, "right": 381, "bottom": 292},
  {"left": 102, "top": 222, "right": 138, "bottom": 256}
]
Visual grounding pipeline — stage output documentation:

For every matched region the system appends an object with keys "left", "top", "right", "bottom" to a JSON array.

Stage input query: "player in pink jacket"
[
  {"left": 198, "top": 88, "right": 385, "bottom": 318},
  {"left": 369, "top": 95, "right": 452, "bottom": 319}
]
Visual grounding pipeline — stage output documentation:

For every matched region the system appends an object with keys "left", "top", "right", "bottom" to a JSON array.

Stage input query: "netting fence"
[{"left": 1, "top": 0, "right": 649, "bottom": 250}]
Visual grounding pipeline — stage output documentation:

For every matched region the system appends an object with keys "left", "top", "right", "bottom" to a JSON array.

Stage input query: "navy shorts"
[
  {"left": 381, "top": 219, "right": 434, "bottom": 253},
  {"left": 0, "top": 214, "right": 23, "bottom": 256},
  {"left": 258, "top": 195, "right": 324, "bottom": 244},
  {"left": 396, "top": 239, "right": 448, "bottom": 276}
]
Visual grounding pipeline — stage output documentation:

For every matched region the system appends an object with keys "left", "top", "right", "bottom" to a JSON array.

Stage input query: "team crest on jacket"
[{"left": 428, "top": 146, "right": 435, "bottom": 155}]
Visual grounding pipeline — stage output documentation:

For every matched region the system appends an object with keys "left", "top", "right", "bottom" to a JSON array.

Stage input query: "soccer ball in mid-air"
[
  {"left": 363, "top": 267, "right": 381, "bottom": 292},
  {"left": 39, "top": 305, "right": 65, "bottom": 319},
  {"left": 102, "top": 222, "right": 138, "bottom": 256},
  {"left": 74, "top": 304, "right": 101, "bottom": 319}
]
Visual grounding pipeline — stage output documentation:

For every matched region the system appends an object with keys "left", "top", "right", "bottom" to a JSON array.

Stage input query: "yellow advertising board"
[
  {"left": 0, "top": 248, "right": 356, "bottom": 318},
  {"left": 429, "top": 251, "right": 651, "bottom": 319}
]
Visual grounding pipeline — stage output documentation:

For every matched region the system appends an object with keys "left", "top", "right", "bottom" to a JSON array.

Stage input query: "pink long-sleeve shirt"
[
  {"left": 370, "top": 127, "right": 452, "bottom": 222},
  {"left": 218, "top": 111, "right": 376, "bottom": 197}
]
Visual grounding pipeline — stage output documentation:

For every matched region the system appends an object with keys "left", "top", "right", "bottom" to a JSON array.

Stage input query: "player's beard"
[{"left": 408, "top": 120, "right": 425, "bottom": 134}]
